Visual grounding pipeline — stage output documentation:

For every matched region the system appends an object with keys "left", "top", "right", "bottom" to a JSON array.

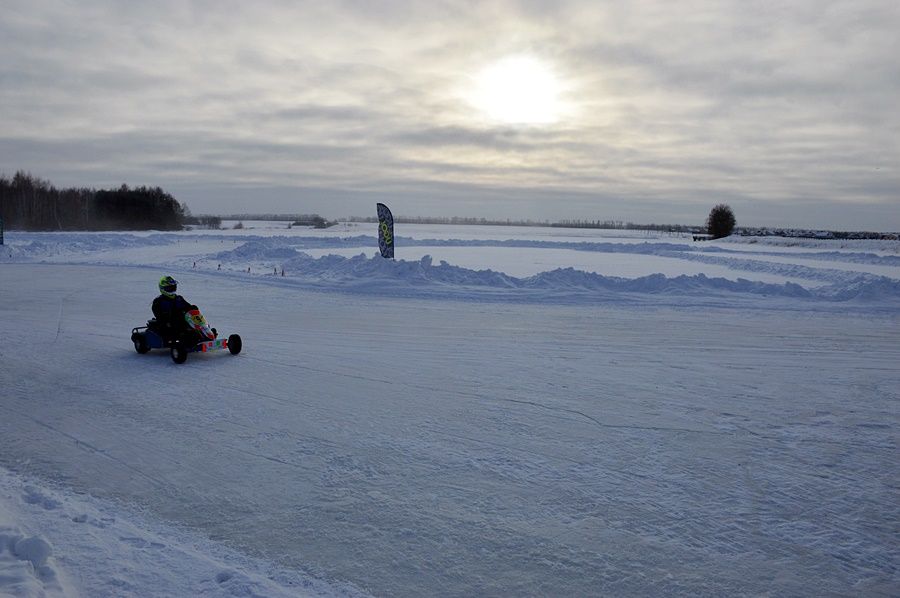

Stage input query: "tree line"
[
  {"left": 1, "top": 171, "right": 187, "bottom": 231},
  {"left": 348, "top": 214, "right": 701, "bottom": 232},
  {"left": 208, "top": 213, "right": 334, "bottom": 228}
]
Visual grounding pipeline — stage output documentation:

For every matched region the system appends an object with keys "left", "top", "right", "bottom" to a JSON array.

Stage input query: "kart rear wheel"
[
  {"left": 171, "top": 342, "right": 188, "bottom": 364},
  {"left": 133, "top": 334, "right": 150, "bottom": 354},
  {"left": 228, "top": 334, "right": 242, "bottom": 355}
]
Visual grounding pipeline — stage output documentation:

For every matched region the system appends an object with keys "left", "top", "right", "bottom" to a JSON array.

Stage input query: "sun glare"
[{"left": 468, "top": 55, "right": 564, "bottom": 125}]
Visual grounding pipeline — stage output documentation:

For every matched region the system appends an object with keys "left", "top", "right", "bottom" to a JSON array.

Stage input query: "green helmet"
[{"left": 159, "top": 275, "right": 178, "bottom": 298}]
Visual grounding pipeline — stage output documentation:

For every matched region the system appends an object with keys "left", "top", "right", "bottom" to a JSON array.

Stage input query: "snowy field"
[{"left": 0, "top": 223, "right": 898, "bottom": 597}]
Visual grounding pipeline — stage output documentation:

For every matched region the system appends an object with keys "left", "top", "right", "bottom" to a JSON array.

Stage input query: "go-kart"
[{"left": 131, "top": 307, "right": 242, "bottom": 364}]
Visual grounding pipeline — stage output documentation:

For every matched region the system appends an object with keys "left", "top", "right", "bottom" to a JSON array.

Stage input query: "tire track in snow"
[
  {"left": 486, "top": 396, "right": 730, "bottom": 437},
  {"left": 0, "top": 402, "right": 170, "bottom": 490},
  {"left": 242, "top": 351, "right": 734, "bottom": 438},
  {"left": 243, "top": 351, "right": 894, "bottom": 453}
]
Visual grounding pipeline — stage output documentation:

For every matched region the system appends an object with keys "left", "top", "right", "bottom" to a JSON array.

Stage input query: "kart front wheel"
[
  {"left": 171, "top": 342, "right": 188, "bottom": 364},
  {"left": 228, "top": 334, "right": 242, "bottom": 355}
]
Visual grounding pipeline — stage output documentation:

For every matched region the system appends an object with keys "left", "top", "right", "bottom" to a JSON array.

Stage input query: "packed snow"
[{"left": 0, "top": 223, "right": 898, "bottom": 596}]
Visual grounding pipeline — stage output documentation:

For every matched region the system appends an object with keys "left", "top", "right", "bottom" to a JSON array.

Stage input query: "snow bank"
[
  {"left": 220, "top": 243, "right": 896, "bottom": 306},
  {"left": 718, "top": 234, "right": 900, "bottom": 254},
  {"left": 3, "top": 230, "right": 899, "bottom": 309},
  {"left": 0, "top": 467, "right": 366, "bottom": 597},
  {"left": 0, "top": 233, "right": 175, "bottom": 260},
  {"left": 0, "top": 525, "right": 64, "bottom": 597}
]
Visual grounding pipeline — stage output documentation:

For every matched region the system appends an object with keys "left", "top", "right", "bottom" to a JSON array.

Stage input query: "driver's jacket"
[{"left": 151, "top": 294, "right": 194, "bottom": 336}]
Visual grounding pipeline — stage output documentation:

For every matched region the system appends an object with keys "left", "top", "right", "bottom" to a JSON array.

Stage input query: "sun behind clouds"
[{"left": 467, "top": 55, "right": 566, "bottom": 125}]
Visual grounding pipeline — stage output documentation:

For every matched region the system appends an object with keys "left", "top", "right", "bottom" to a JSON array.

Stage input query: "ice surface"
[{"left": 0, "top": 225, "right": 897, "bottom": 596}]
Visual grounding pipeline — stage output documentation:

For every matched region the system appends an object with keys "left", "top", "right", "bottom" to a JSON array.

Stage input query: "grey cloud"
[
  {"left": 0, "top": 0, "right": 897, "bottom": 229},
  {"left": 385, "top": 125, "right": 587, "bottom": 151}
]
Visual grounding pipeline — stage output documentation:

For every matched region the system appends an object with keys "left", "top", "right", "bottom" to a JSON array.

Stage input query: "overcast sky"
[{"left": 2, "top": 0, "right": 898, "bottom": 229}]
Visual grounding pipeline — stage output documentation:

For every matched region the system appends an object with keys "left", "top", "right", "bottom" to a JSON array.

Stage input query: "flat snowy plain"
[{"left": 1, "top": 222, "right": 898, "bottom": 597}]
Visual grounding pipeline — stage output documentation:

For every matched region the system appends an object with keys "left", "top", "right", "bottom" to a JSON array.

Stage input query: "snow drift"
[{"left": 3, "top": 230, "right": 898, "bottom": 308}]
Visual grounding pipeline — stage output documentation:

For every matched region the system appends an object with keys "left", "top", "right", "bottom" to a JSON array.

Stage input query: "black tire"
[
  {"left": 171, "top": 342, "right": 188, "bottom": 364},
  {"left": 228, "top": 334, "right": 242, "bottom": 355},
  {"left": 133, "top": 334, "right": 150, "bottom": 354}
]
